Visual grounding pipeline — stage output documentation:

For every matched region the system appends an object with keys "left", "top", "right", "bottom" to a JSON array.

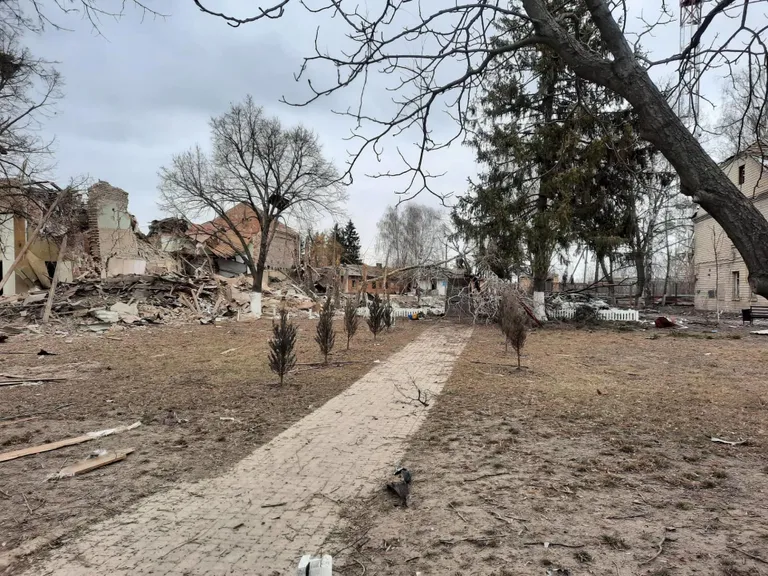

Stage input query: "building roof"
[
  {"left": 187, "top": 203, "right": 298, "bottom": 259},
  {"left": 721, "top": 142, "right": 768, "bottom": 169}
]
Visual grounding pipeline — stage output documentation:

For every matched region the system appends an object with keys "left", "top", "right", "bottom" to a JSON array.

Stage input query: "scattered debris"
[
  {"left": 0, "top": 377, "right": 66, "bottom": 388},
  {"left": 54, "top": 448, "right": 135, "bottom": 478},
  {"left": 0, "top": 421, "right": 141, "bottom": 463},
  {"left": 1, "top": 273, "right": 252, "bottom": 331},
  {"left": 654, "top": 316, "right": 678, "bottom": 328},
  {"left": 523, "top": 541, "right": 585, "bottom": 549},
  {"left": 751, "top": 330, "right": 768, "bottom": 336},
  {"left": 726, "top": 546, "right": 768, "bottom": 565},
  {"left": 639, "top": 529, "right": 675, "bottom": 565},
  {"left": 711, "top": 437, "right": 747, "bottom": 446},
  {"left": 260, "top": 502, "right": 287, "bottom": 508}
]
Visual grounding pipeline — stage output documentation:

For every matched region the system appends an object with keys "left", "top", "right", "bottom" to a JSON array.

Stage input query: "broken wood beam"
[
  {"left": 0, "top": 377, "right": 67, "bottom": 387},
  {"left": 0, "top": 421, "right": 141, "bottom": 463},
  {"left": 42, "top": 233, "right": 69, "bottom": 324},
  {"left": 55, "top": 448, "right": 134, "bottom": 478}
]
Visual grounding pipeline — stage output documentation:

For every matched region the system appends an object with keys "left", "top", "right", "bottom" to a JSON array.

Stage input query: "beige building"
[{"left": 693, "top": 145, "right": 768, "bottom": 313}]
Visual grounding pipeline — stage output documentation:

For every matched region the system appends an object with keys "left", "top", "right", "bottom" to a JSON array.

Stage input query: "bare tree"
[
  {"left": 0, "top": 0, "right": 164, "bottom": 35},
  {"left": 377, "top": 204, "right": 445, "bottom": 269},
  {"left": 195, "top": 0, "right": 768, "bottom": 299},
  {"left": 719, "top": 69, "right": 768, "bottom": 156},
  {"left": 158, "top": 96, "right": 346, "bottom": 292},
  {"left": 711, "top": 226, "right": 726, "bottom": 324}
]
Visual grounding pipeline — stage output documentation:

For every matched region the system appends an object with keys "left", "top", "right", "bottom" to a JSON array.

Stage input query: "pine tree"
[
  {"left": 315, "top": 297, "right": 336, "bottom": 364},
  {"left": 269, "top": 309, "right": 297, "bottom": 385},
  {"left": 341, "top": 220, "right": 362, "bottom": 264},
  {"left": 343, "top": 297, "right": 359, "bottom": 349},
  {"left": 367, "top": 294, "right": 385, "bottom": 341},
  {"left": 452, "top": 4, "right": 664, "bottom": 286}
]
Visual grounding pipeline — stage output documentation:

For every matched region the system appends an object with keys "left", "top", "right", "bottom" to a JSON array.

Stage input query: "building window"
[
  {"left": 738, "top": 164, "right": 746, "bottom": 185},
  {"left": 372, "top": 281, "right": 377, "bottom": 289},
  {"left": 732, "top": 271, "right": 740, "bottom": 300},
  {"left": 351, "top": 279, "right": 356, "bottom": 288}
]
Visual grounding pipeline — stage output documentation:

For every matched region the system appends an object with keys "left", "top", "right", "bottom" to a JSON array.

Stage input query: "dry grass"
[
  {"left": 329, "top": 325, "right": 768, "bottom": 576},
  {"left": 0, "top": 317, "right": 426, "bottom": 571}
]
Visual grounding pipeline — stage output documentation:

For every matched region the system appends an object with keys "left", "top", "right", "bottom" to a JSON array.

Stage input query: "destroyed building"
[
  {"left": 1, "top": 180, "right": 178, "bottom": 298},
  {"left": 0, "top": 180, "right": 85, "bottom": 297},
  {"left": 149, "top": 203, "right": 301, "bottom": 280}
]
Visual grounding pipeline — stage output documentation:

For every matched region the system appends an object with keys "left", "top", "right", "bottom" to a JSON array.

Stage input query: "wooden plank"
[
  {"left": 0, "top": 416, "right": 40, "bottom": 428},
  {"left": 0, "top": 377, "right": 66, "bottom": 387},
  {"left": 0, "top": 434, "right": 92, "bottom": 462},
  {"left": 0, "top": 421, "right": 141, "bottom": 463},
  {"left": 56, "top": 448, "right": 134, "bottom": 478}
]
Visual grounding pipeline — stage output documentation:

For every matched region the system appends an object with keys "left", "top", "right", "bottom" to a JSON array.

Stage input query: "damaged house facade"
[
  {"left": 693, "top": 144, "right": 768, "bottom": 313},
  {"left": 1, "top": 180, "right": 178, "bottom": 298},
  {"left": 149, "top": 203, "right": 300, "bottom": 282}
]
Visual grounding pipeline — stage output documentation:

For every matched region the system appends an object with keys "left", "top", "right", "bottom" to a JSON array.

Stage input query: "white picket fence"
[
  {"left": 549, "top": 307, "right": 640, "bottom": 322},
  {"left": 356, "top": 307, "right": 431, "bottom": 319}
]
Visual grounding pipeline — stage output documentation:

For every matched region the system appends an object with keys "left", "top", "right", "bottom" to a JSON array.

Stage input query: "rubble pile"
[{"left": 0, "top": 273, "right": 249, "bottom": 332}]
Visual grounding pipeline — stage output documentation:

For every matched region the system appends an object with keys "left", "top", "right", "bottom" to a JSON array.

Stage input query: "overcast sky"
[
  {"left": 24, "top": 1, "right": 473, "bottom": 263},
  {"left": 24, "top": 1, "right": 746, "bottom": 265}
]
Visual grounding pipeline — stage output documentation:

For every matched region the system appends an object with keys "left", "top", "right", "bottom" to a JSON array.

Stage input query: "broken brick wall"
[{"left": 87, "top": 181, "right": 145, "bottom": 276}]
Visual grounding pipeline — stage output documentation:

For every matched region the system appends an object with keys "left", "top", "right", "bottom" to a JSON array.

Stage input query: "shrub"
[
  {"left": 499, "top": 291, "right": 528, "bottom": 369},
  {"left": 573, "top": 304, "right": 600, "bottom": 325},
  {"left": 269, "top": 309, "right": 297, "bottom": 385},
  {"left": 383, "top": 301, "right": 395, "bottom": 330},
  {"left": 367, "top": 293, "right": 386, "bottom": 341},
  {"left": 315, "top": 296, "right": 335, "bottom": 364},
  {"left": 343, "top": 297, "right": 359, "bottom": 349}
]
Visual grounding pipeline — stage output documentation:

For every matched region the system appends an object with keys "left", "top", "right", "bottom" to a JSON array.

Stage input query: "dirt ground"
[
  {"left": 0, "top": 316, "right": 426, "bottom": 573},
  {"left": 330, "top": 324, "right": 768, "bottom": 576}
]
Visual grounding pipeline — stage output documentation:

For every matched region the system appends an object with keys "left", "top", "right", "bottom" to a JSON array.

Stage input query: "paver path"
[{"left": 28, "top": 325, "right": 472, "bottom": 576}]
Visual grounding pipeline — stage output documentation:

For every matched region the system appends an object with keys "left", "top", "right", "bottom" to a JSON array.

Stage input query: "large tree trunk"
[
  {"left": 252, "top": 229, "right": 270, "bottom": 293},
  {"left": 633, "top": 250, "right": 645, "bottom": 309}
]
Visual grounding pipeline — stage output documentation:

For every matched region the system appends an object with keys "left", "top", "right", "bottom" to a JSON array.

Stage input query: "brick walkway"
[{"left": 28, "top": 325, "right": 472, "bottom": 576}]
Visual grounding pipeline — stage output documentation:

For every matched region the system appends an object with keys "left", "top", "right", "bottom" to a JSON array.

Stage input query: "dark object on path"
[
  {"left": 0, "top": 333, "right": 7, "bottom": 343},
  {"left": 655, "top": 316, "right": 678, "bottom": 328},
  {"left": 37, "top": 349, "right": 56, "bottom": 356},
  {"left": 387, "top": 466, "right": 412, "bottom": 506}
]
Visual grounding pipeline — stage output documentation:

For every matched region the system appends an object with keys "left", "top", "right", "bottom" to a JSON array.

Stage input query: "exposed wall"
[
  {"left": 253, "top": 228, "right": 300, "bottom": 270},
  {"left": 694, "top": 155, "right": 768, "bottom": 313},
  {"left": 87, "top": 182, "right": 142, "bottom": 276},
  {"left": 88, "top": 181, "right": 139, "bottom": 263}
]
